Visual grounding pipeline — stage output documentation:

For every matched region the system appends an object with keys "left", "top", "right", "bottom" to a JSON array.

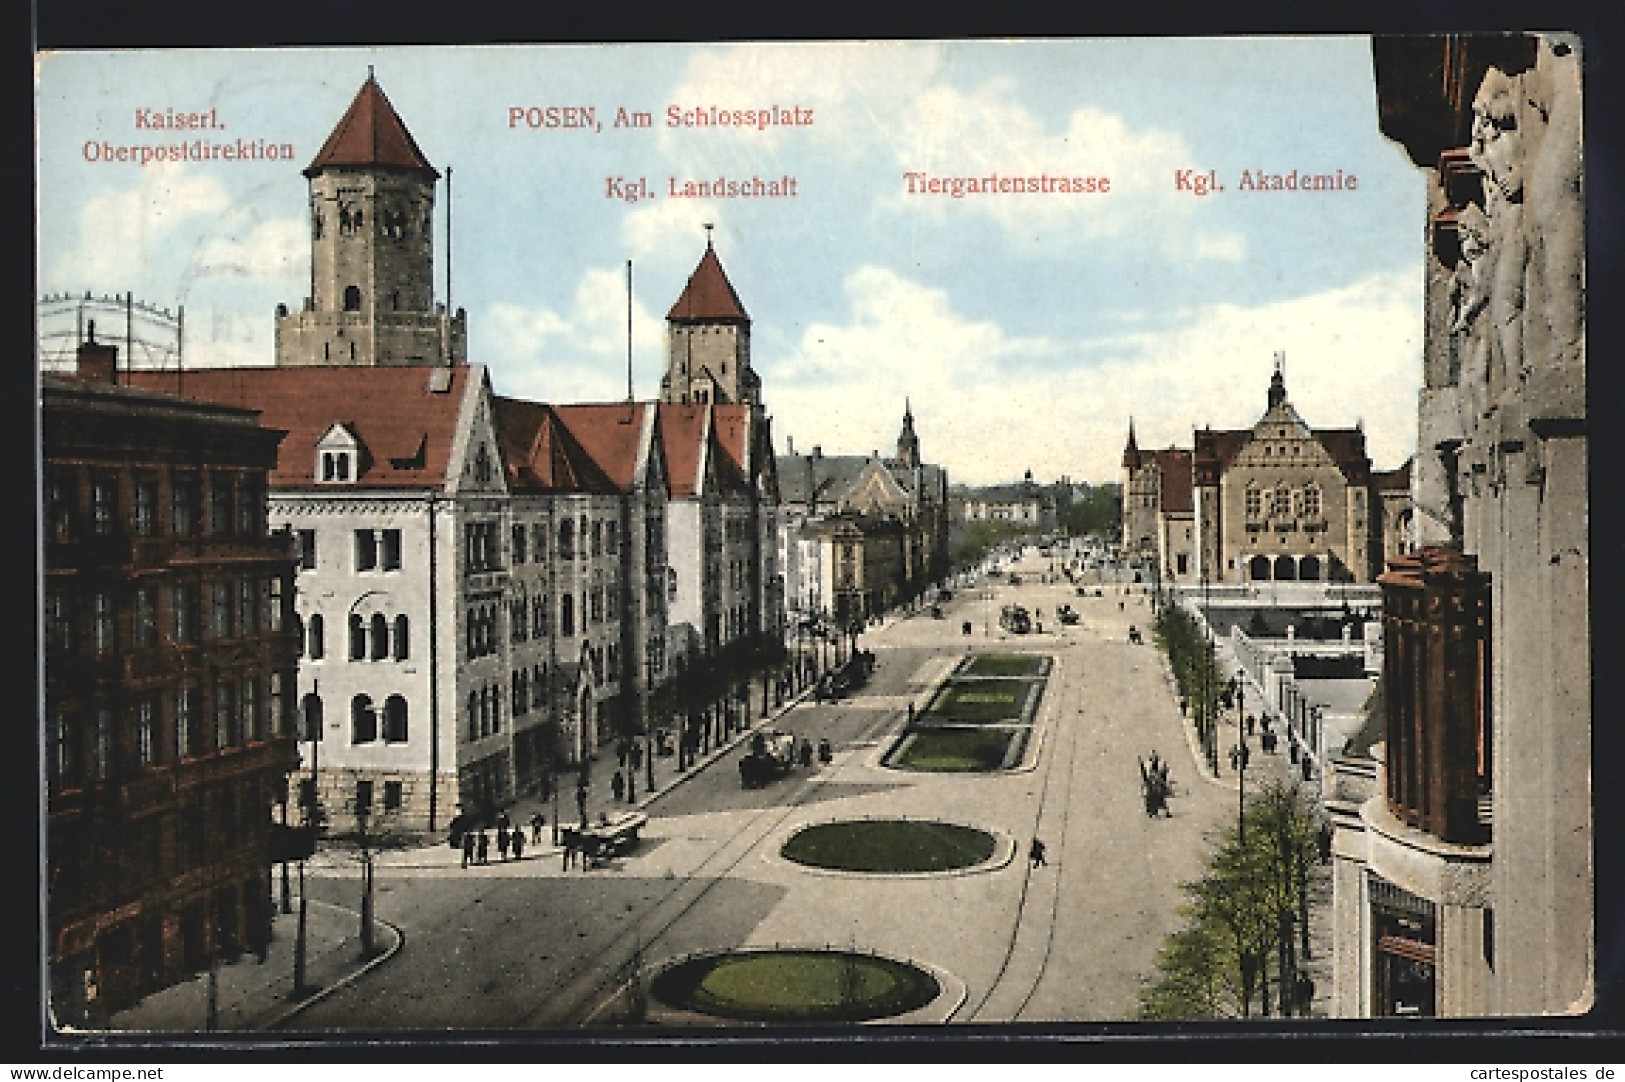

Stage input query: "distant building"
[
  {"left": 44, "top": 338, "right": 298, "bottom": 1026},
  {"left": 777, "top": 404, "right": 950, "bottom": 625},
  {"left": 958, "top": 470, "right": 1058, "bottom": 532},
  {"left": 1119, "top": 366, "right": 1412, "bottom": 585}
]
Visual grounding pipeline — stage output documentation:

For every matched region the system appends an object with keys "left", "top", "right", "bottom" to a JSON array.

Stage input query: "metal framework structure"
[{"left": 37, "top": 292, "right": 184, "bottom": 374}]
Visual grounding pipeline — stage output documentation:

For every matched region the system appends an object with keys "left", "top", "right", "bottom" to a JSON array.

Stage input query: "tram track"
[
  {"left": 962, "top": 647, "right": 1084, "bottom": 1023},
  {"left": 529, "top": 698, "right": 914, "bottom": 1028}
]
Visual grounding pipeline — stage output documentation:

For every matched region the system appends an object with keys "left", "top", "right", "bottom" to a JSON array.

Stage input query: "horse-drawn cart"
[{"left": 566, "top": 810, "right": 648, "bottom": 867}]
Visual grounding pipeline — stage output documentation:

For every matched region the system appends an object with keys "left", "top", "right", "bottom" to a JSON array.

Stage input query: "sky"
[{"left": 35, "top": 39, "right": 1427, "bottom": 486}]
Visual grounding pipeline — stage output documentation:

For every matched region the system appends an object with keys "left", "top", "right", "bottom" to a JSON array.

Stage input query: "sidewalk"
[
  {"left": 306, "top": 674, "right": 826, "bottom": 881},
  {"left": 102, "top": 894, "right": 399, "bottom": 1034},
  {"left": 1162, "top": 626, "right": 1336, "bottom": 1019}
]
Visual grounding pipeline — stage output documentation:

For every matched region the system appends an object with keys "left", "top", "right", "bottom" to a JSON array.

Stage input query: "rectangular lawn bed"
[
  {"left": 923, "top": 678, "right": 1040, "bottom": 723},
  {"left": 957, "top": 653, "right": 1051, "bottom": 678},
  {"left": 886, "top": 726, "right": 1028, "bottom": 772}
]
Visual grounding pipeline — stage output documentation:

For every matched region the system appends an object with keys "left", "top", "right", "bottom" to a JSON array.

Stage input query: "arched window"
[
  {"left": 370, "top": 613, "right": 389, "bottom": 660},
  {"left": 467, "top": 691, "right": 479, "bottom": 741},
  {"left": 393, "top": 615, "right": 409, "bottom": 660},
  {"left": 300, "top": 693, "right": 323, "bottom": 742},
  {"left": 1300, "top": 555, "right": 1323, "bottom": 581},
  {"left": 591, "top": 520, "right": 602, "bottom": 556},
  {"left": 579, "top": 517, "right": 589, "bottom": 559},
  {"left": 560, "top": 594, "right": 575, "bottom": 637},
  {"left": 383, "top": 695, "right": 408, "bottom": 743},
  {"left": 1271, "top": 486, "right": 1292, "bottom": 518},
  {"left": 558, "top": 519, "right": 574, "bottom": 559},
  {"left": 309, "top": 613, "right": 325, "bottom": 659},
  {"left": 1274, "top": 555, "right": 1298, "bottom": 581},
  {"left": 349, "top": 614, "right": 366, "bottom": 660},
  {"left": 351, "top": 694, "right": 377, "bottom": 744},
  {"left": 1249, "top": 555, "right": 1272, "bottom": 582},
  {"left": 343, "top": 285, "right": 362, "bottom": 312},
  {"left": 294, "top": 613, "right": 306, "bottom": 656}
]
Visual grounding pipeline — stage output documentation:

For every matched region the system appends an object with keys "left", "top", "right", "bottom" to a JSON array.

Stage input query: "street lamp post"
[
  {"left": 356, "top": 797, "right": 375, "bottom": 958},
  {"left": 1230, "top": 739, "right": 1250, "bottom": 843},
  {"left": 278, "top": 785, "right": 292, "bottom": 914}
]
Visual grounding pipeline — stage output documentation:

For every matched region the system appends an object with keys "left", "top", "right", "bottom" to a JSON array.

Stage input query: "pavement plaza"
[{"left": 103, "top": 550, "right": 1331, "bottom": 1035}]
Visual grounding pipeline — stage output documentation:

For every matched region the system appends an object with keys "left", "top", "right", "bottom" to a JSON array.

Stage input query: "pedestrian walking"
[
  {"left": 611, "top": 769, "right": 626, "bottom": 802},
  {"left": 530, "top": 811, "right": 545, "bottom": 844},
  {"left": 562, "top": 830, "right": 575, "bottom": 871},
  {"left": 630, "top": 742, "right": 643, "bottom": 773},
  {"left": 1028, "top": 837, "right": 1048, "bottom": 867},
  {"left": 497, "top": 822, "right": 511, "bottom": 860},
  {"left": 511, "top": 828, "right": 525, "bottom": 862},
  {"left": 1246, "top": 713, "right": 1256, "bottom": 737},
  {"left": 476, "top": 830, "right": 490, "bottom": 865},
  {"left": 461, "top": 829, "right": 475, "bottom": 869}
]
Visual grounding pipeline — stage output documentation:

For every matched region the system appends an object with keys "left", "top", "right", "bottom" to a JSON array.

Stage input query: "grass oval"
[
  {"left": 781, "top": 819, "right": 997, "bottom": 873},
  {"left": 651, "top": 949, "right": 940, "bottom": 1022}
]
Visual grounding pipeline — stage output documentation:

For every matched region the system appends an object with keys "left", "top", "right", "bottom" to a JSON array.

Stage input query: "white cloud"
[
  {"left": 621, "top": 198, "right": 728, "bottom": 265},
  {"left": 882, "top": 81, "right": 1246, "bottom": 260},
  {"left": 52, "top": 165, "right": 233, "bottom": 287},
  {"left": 191, "top": 217, "right": 305, "bottom": 281},
  {"left": 765, "top": 265, "right": 1420, "bottom": 486},
  {"left": 659, "top": 42, "right": 943, "bottom": 165},
  {"left": 484, "top": 265, "right": 667, "bottom": 403}
]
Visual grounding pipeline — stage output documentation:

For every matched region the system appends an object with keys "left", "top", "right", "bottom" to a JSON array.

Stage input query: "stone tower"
[
  {"left": 894, "top": 399, "right": 921, "bottom": 469},
  {"left": 275, "top": 72, "right": 467, "bottom": 367},
  {"left": 661, "top": 235, "right": 759, "bottom": 407}
]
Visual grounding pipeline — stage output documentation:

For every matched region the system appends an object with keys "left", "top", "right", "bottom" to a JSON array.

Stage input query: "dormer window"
[{"left": 316, "top": 423, "right": 363, "bottom": 486}]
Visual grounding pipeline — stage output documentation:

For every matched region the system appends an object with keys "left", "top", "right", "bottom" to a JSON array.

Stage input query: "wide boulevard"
[{"left": 283, "top": 549, "right": 1233, "bottom": 1031}]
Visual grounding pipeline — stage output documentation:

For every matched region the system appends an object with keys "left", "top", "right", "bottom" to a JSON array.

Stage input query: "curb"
[{"left": 261, "top": 898, "right": 405, "bottom": 1031}]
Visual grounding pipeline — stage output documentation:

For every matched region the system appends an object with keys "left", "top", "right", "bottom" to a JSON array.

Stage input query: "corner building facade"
[{"left": 1328, "top": 33, "right": 1588, "bottom": 1018}]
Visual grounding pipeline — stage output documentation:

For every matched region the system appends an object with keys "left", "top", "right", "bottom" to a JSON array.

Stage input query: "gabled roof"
[
  {"left": 1313, "top": 428, "right": 1372, "bottom": 483},
  {"left": 304, "top": 74, "right": 439, "bottom": 179},
  {"left": 1373, "top": 456, "right": 1413, "bottom": 491},
  {"left": 1154, "top": 449, "right": 1194, "bottom": 514},
  {"left": 666, "top": 247, "right": 748, "bottom": 322},
  {"left": 125, "top": 366, "right": 471, "bottom": 488},
  {"left": 657, "top": 404, "right": 709, "bottom": 499},
  {"left": 550, "top": 403, "right": 652, "bottom": 494},
  {"left": 491, "top": 397, "right": 621, "bottom": 495}
]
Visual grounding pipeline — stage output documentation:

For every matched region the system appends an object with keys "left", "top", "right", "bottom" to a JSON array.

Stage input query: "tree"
[
  {"left": 1138, "top": 780, "right": 1322, "bottom": 1020},
  {"left": 1058, "top": 483, "right": 1120, "bottom": 539}
]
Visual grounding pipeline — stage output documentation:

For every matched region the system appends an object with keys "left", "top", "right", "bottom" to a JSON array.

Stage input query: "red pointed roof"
[
  {"left": 492, "top": 397, "right": 621, "bottom": 495},
  {"left": 656, "top": 404, "right": 710, "bottom": 498},
  {"left": 667, "top": 246, "right": 748, "bottom": 322},
  {"left": 550, "top": 404, "right": 651, "bottom": 493},
  {"left": 304, "top": 74, "right": 439, "bottom": 179}
]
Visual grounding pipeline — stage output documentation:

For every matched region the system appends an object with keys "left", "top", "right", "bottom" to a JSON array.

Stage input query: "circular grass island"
[
  {"left": 650, "top": 948, "right": 940, "bottom": 1023},
  {"left": 781, "top": 819, "right": 998, "bottom": 873}
]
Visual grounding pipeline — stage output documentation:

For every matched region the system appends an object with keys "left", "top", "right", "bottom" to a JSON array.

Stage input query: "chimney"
[
  {"left": 76, "top": 321, "right": 119, "bottom": 383},
  {"left": 786, "top": 435, "right": 795, "bottom": 456}
]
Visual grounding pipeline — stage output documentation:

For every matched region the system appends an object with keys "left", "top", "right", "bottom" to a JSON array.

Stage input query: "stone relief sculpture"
[{"left": 1464, "top": 40, "right": 1583, "bottom": 435}]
